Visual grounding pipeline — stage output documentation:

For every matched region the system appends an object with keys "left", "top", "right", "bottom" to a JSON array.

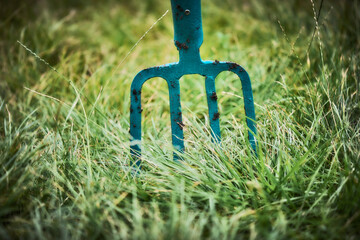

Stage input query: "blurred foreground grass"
[{"left": 1, "top": 0, "right": 359, "bottom": 239}]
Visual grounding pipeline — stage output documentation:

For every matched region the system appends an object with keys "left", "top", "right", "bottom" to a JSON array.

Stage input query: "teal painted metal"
[{"left": 130, "top": 0, "right": 256, "bottom": 166}]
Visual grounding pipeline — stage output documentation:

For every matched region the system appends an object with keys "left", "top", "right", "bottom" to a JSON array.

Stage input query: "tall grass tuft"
[{"left": 1, "top": 0, "right": 359, "bottom": 239}]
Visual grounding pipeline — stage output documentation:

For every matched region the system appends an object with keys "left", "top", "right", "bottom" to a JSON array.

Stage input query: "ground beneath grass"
[{"left": 1, "top": 0, "right": 359, "bottom": 239}]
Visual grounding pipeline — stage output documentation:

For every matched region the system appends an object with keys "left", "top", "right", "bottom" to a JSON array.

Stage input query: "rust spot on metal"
[
  {"left": 176, "top": 5, "right": 183, "bottom": 11},
  {"left": 186, "top": 38, "right": 190, "bottom": 43},
  {"left": 130, "top": 108, "right": 133, "bottom": 113},
  {"left": 133, "top": 124, "right": 136, "bottom": 128},
  {"left": 133, "top": 89, "right": 140, "bottom": 102},
  {"left": 210, "top": 91, "right": 218, "bottom": 101},
  {"left": 175, "top": 40, "right": 189, "bottom": 50},
  {"left": 228, "top": 63, "right": 238, "bottom": 71},
  {"left": 213, "top": 112, "right": 220, "bottom": 120},
  {"left": 174, "top": 112, "right": 182, "bottom": 123},
  {"left": 213, "top": 60, "right": 219, "bottom": 65},
  {"left": 176, "top": 121, "right": 185, "bottom": 130}
]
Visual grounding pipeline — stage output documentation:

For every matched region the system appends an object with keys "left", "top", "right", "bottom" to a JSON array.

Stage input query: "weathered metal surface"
[{"left": 130, "top": 0, "right": 257, "bottom": 166}]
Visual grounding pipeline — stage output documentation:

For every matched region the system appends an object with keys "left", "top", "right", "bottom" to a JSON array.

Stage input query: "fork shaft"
[{"left": 171, "top": 0, "right": 204, "bottom": 64}]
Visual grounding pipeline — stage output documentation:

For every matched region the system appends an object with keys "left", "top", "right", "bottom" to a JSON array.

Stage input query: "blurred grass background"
[{"left": 0, "top": 0, "right": 359, "bottom": 239}]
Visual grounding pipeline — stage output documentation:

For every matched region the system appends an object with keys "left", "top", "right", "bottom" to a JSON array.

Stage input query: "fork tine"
[
  {"left": 224, "top": 63, "right": 257, "bottom": 152},
  {"left": 167, "top": 78, "right": 185, "bottom": 160},
  {"left": 130, "top": 67, "right": 164, "bottom": 166},
  {"left": 205, "top": 75, "right": 221, "bottom": 143},
  {"left": 130, "top": 83, "right": 142, "bottom": 167}
]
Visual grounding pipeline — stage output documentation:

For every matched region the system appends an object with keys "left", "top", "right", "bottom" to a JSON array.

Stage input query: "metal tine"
[
  {"left": 205, "top": 75, "right": 221, "bottom": 143},
  {"left": 167, "top": 77, "right": 185, "bottom": 160}
]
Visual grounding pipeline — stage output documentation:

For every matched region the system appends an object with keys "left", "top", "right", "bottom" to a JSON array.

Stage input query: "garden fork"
[{"left": 130, "top": 0, "right": 256, "bottom": 166}]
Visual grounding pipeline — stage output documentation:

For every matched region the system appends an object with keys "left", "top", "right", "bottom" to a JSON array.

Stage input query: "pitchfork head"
[{"left": 129, "top": 0, "right": 257, "bottom": 167}]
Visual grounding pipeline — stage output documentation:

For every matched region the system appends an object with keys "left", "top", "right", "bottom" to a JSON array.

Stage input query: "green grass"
[{"left": 1, "top": 0, "right": 359, "bottom": 239}]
